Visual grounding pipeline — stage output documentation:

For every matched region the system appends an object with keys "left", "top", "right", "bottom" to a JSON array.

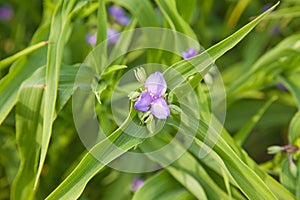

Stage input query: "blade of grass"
[
  {"left": 0, "top": 34, "right": 49, "bottom": 125},
  {"left": 155, "top": 0, "right": 197, "bottom": 40},
  {"left": 35, "top": 0, "right": 76, "bottom": 188},
  {"left": 278, "top": 74, "right": 300, "bottom": 109},
  {"left": 11, "top": 64, "right": 79, "bottom": 200},
  {"left": 0, "top": 41, "right": 49, "bottom": 70},
  {"left": 45, "top": 106, "right": 145, "bottom": 200},
  {"left": 234, "top": 96, "right": 277, "bottom": 145},
  {"left": 164, "top": 2, "right": 280, "bottom": 89},
  {"left": 192, "top": 117, "right": 295, "bottom": 199},
  {"left": 111, "top": 0, "right": 159, "bottom": 27},
  {"left": 139, "top": 133, "right": 230, "bottom": 200},
  {"left": 175, "top": 0, "right": 197, "bottom": 23},
  {"left": 133, "top": 171, "right": 193, "bottom": 200}
]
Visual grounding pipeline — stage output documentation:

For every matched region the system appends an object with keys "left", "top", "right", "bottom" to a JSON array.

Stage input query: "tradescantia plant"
[{"left": 0, "top": 0, "right": 300, "bottom": 200}]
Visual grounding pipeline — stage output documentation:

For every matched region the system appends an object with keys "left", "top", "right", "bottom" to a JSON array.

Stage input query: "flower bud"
[
  {"left": 128, "top": 91, "right": 140, "bottom": 100},
  {"left": 134, "top": 67, "right": 146, "bottom": 83},
  {"left": 169, "top": 104, "right": 182, "bottom": 115},
  {"left": 289, "top": 156, "right": 298, "bottom": 177},
  {"left": 267, "top": 146, "right": 283, "bottom": 154},
  {"left": 167, "top": 92, "right": 174, "bottom": 104}
]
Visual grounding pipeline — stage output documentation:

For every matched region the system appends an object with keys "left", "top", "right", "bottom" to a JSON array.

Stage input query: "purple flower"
[
  {"left": 181, "top": 47, "right": 198, "bottom": 59},
  {"left": 134, "top": 91, "right": 152, "bottom": 112},
  {"left": 86, "top": 33, "right": 97, "bottom": 46},
  {"left": 277, "top": 83, "right": 287, "bottom": 91},
  {"left": 107, "top": 28, "right": 120, "bottom": 44},
  {"left": 134, "top": 72, "right": 170, "bottom": 119},
  {"left": 108, "top": 5, "right": 131, "bottom": 25},
  {"left": 151, "top": 98, "right": 170, "bottom": 119},
  {"left": 131, "top": 178, "right": 144, "bottom": 192},
  {"left": 0, "top": 5, "right": 13, "bottom": 21},
  {"left": 86, "top": 29, "right": 120, "bottom": 46},
  {"left": 261, "top": 4, "right": 271, "bottom": 13},
  {"left": 145, "top": 72, "right": 167, "bottom": 97},
  {"left": 109, "top": 6, "right": 125, "bottom": 18}
]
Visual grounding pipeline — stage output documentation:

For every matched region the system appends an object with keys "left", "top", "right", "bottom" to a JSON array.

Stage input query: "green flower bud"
[
  {"left": 169, "top": 104, "right": 182, "bottom": 115},
  {"left": 267, "top": 146, "right": 283, "bottom": 154},
  {"left": 134, "top": 67, "right": 146, "bottom": 83},
  {"left": 167, "top": 92, "right": 174, "bottom": 104},
  {"left": 146, "top": 114, "right": 154, "bottom": 133},
  {"left": 128, "top": 91, "right": 140, "bottom": 101},
  {"left": 289, "top": 158, "right": 298, "bottom": 177}
]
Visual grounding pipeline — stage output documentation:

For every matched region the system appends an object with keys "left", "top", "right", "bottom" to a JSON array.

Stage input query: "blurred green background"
[{"left": 1, "top": 0, "right": 300, "bottom": 199}]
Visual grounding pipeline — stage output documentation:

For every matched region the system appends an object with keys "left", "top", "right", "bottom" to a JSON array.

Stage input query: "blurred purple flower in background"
[
  {"left": 107, "top": 28, "right": 120, "bottom": 44},
  {"left": 130, "top": 178, "right": 144, "bottom": 192},
  {"left": 86, "top": 28, "right": 120, "bottom": 46},
  {"left": 261, "top": 4, "right": 271, "bottom": 13},
  {"left": 277, "top": 83, "right": 288, "bottom": 92},
  {"left": 0, "top": 5, "right": 13, "bottom": 21},
  {"left": 108, "top": 5, "right": 131, "bottom": 25},
  {"left": 86, "top": 33, "right": 97, "bottom": 46},
  {"left": 270, "top": 25, "right": 281, "bottom": 36},
  {"left": 134, "top": 72, "right": 170, "bottom": 119},
  {"left": 182, "top": 47, "right": 198, "bottom": 59}
]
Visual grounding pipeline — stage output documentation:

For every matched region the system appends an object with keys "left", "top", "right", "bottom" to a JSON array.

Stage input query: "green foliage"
[{"left": 0, "top": 0, "right": 300, "bottom": 200}]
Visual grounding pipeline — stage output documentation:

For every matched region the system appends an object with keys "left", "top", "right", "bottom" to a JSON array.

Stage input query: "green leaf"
[
  {"left": 96, "top": 0, "right": 108, "bottom": 59},
  {"left": 166, "top": 167, "right": 208, "bottom": 200},
  {"left": 280, "top": 158, "right": 297, "bottom": 194},
  {"left": 165, "top": 2, "right": 280, "bottom": 88},
  {"left": 45, "top": 106, "right": 145, "bottom": 200},
  {"left": 265, "top": 6, "right": 300, "bottom": 19},
  {"left": 228, "top": 33, "right": 300, "bottom": 97},
  {"left": 155, "top": 0, "right": 197, "bottom": 40},
  {"left": 234, "top": 96, "right": 277, "bottom": 145},
  {"left": 0, "top": 41, "right": 49, "bottom": 71},
  {"left": 139, "top": 133, "right": 229, "bottom": 200},
  {"left": 102, "top": 65, "right": 128, "bottom": 76},
  {"left": 166, "top": 97, "right": 292, "bottom": 200},
  {"left": 111, "top": 0, "right": 159, "bottom": 27},
  {"left": 0, "top": 27, "right": 49, "bottom": 126},
  {"left": 288, "top": 110, "right": 300, "bottom": 144},
  {"left": 175, "top": 0, "right": 197, "bottom": 23},
  {"left": 279, "top": 73, "right": 300, "bottom": 109},
  {"left": 11, "top": 64, "right": 79, "bottom": 200},
  {"left": 196, "top": 119, "right": 295, "bottom": 200},
  {"left": 35, "top": 0, "right": 76, "bottom": 187},
  {"left": 133, "top": 171, "right": 193, "bottom": 200}
]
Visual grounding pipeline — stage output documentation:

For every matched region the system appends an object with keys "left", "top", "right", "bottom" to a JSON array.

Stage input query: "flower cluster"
[
  {"left": 86, "top": 28, "right": 120, "bottom": 46},
  {"left": 108, "top": 5, "right": 131, "bottom": 25},
  {"left": 133, "top": 71, "right": 170, "bottom": 119}
]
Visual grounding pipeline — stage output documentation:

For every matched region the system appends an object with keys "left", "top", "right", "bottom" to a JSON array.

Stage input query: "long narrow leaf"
[
  {"left": 11, "top": 65, "right": 79, "bottom": 200},
  {"left": 0, "top": 41, "right": 48, "bottom": 70},
  {"left": 35, "top": 0, "right": 76, "bottom": 187}
]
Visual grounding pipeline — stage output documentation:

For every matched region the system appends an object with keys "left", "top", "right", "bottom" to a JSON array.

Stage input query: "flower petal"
[
  {"left": 134, "top": 92, "right": 151, "bottom": 112},
  {"left": 150, "top": 97, "right": 170, "bottom": 119},
  {"left": 145, "top": 72, "right": 167, "bottom": 97}
]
